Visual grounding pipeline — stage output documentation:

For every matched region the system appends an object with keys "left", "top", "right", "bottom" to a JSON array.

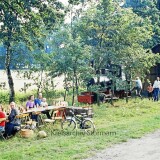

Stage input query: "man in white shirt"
[
  {"left": 153, "top": 77, "right": 160, "bottom": 101},
  {"left": 131, "top": 77, "right": 142, "bottom": 97}
]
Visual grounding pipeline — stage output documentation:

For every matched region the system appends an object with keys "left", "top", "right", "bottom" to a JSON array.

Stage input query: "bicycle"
[{"left": 61, "top": 109, "right": 95, "bottom": 133}]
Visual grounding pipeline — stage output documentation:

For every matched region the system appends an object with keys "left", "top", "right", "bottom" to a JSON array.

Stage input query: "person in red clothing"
[{"left": 0, "top": 105, "right": 6, "bottom": 131}]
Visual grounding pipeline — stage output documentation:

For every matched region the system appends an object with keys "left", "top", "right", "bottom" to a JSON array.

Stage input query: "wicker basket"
[{"left": 20, "top": 129, "right": 34, "bottom": 138}]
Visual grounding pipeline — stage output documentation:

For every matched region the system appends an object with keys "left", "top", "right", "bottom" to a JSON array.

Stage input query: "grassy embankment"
[{"left": 0, "top": 98, "right": 160, "bottom": 160}]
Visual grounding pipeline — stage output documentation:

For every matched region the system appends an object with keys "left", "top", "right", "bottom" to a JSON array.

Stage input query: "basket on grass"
[{"left": 20, "top": 129, "right": 34, "bottom": 138}]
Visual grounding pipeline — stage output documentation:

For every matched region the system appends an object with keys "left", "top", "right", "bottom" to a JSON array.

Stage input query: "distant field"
[{"left": 0, "top": 70, "right": 64, "bottom": 91}]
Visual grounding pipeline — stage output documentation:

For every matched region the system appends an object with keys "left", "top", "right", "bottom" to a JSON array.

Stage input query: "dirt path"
[{"left": 85, "top": 130, "right": 160, "bottom": 160}]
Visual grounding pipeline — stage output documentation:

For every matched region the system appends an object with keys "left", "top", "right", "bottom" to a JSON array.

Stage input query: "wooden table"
[
  {"left": 23, "top": 106, "right": 64, "bottom": 114},
  {"left": 22, "top": 105, "right": 93, "bottom": 118}
]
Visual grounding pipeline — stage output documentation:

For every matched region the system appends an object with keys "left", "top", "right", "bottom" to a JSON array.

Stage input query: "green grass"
[{"left": 1, "top": 98, "right": 160, "bottom": 160}]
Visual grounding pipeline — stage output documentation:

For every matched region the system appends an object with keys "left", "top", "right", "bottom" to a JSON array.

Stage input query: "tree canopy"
[
  {"left": 0, "top": 0, "right": 159, "bottom": 102},
  {"left": 0, "top": 0, "right": 65, "bottom": 102}
]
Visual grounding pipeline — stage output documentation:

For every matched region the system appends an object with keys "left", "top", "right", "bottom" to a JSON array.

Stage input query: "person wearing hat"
[{"left": 147, "top": 83, "right": 153, "bottom": 100}]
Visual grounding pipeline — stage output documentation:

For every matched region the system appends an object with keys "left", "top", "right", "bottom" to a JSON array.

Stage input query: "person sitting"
[
  {"left": 34, "top": 92, "right": 43, "bottom": 107},
  {"left": 40, "top": 98, "right": 48, "bottom": 107},
  {"left": 26, "top": 95, "right": 38, "bottom": 121},
  {"left": 35, "top": 93, "right": 51, "bottom": 119},
  {"left": 0, "top": 105, "right": 6, "bottom": 132},
  {"left": 4, "top": 102, "right": 20, "bottom": 138},
  {"left": 26, "top": 95, "right": 35, "bottom": 110}
]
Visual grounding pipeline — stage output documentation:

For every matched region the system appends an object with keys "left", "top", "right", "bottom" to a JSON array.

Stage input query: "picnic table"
[
  {"left": 22, "top": 106, "right": 60, "bottom": 113},
  {"left": 18, "top": 106, "right": 90, "bottom": 120},
  {"left": 15, "top": 105, "right": 94, "bottom": 131},
  {"left": 22, "top": 106, "right": 91, "bottom": 113}
]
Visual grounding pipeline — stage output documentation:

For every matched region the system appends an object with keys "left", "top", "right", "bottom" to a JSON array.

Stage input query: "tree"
[
  {"left": 74, "top": 0, "right": 157, "bottom": 103},
  {"left": 47, "top": 26, "right": 92, "bottom": 105},
  {"left": 0, "top": 0, "right": 64, "bottom": 102},
  {"left": 124, "top": 0, "right": 160, "bottom": 47}
]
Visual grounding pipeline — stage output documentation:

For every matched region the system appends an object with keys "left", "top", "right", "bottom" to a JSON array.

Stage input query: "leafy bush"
[
  {"left": 0, "top": 89, "right": 73, "bottom": 105},
  {"left": 0, "top": 91, "right": 9, "bottom": 104},
  {"left": 15, "top": 92, "right": 31, "bottom": 104},
  {"left": 0, "top": 91, "right": 34, "bottom": 104}
]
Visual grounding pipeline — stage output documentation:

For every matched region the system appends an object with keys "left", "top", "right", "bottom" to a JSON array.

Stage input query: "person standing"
[
  {"left": 153, "top": 77, "right": 160, "bottom": 101},
  {"left": 132, "top": 77, "right": 142, "bottom": 97},
  {"left": 147, "top": 83, "right": 153, "bottom": 100}
]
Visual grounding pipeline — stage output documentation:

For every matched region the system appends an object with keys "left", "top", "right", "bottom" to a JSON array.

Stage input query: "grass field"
[{"left": 1, "top": 98, "right": 160, "bottom": 160}]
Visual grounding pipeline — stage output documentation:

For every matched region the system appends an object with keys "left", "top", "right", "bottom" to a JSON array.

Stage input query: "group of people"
[
  {"left": 26, "top": 93, "right": 51, "bottom": 121},
  {"left": 132, "top": 76, "right": 160, "bottom": 101},
  {"left": 148, "top": 77, "right": 160, "bottom": 101},
  {"left": 0, "top": 92, "right": 51, "bottom": 138}
]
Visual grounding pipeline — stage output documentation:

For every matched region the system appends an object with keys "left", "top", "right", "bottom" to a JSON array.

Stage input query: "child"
[
  {"left": 147, "top": 83, "right": 153, "bottom": 100},
  {"left": 41, "top": 98, "right": 51, "bottom": 119},
  {"left": 41, "top": 98, "right": 48, "bottom": 107}
]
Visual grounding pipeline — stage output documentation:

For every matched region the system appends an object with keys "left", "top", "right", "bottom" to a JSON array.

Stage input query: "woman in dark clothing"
[{"left": 4, "top": 102, "right": 20, "bottom": 137}]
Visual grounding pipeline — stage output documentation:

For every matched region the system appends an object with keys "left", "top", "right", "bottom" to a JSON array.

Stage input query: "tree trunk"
[
  {"left": 110, "top": 79, "right": 115, "bottom": 106},
  {"left": 126, "top": 84, "right": 129, "bottom": 103},
  {"left": 125, "top": 80, "right": 131, "bottom": 103},
  {"left": 74, "top": 70, "right": 79, "bottom": 96},
  {"left": 125, "top": 71, "right": 131, "bottom": 103},
  {"left": 64, "top": 89, "right": 67, "bottom": 101},
  {"left": 72, "top": 84, "right": 75, "bottom": 106},
  {"left": 37, "top": 70, "right": 43, "bottom": 96},
  {"left": 64, "top": 73, "right": 67, "bottom": 101},
  {"left": 97, "top": 71, "right": 100, "bottom": 84},
  {"left": 5, "top": 43, "right": 15, "bottom": 103},
  {"left": 71, "top": 71, "right": 75, "bottom": 105},
  {"left": 96, "top": 91, "right": 100, "bottom": 106}
]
